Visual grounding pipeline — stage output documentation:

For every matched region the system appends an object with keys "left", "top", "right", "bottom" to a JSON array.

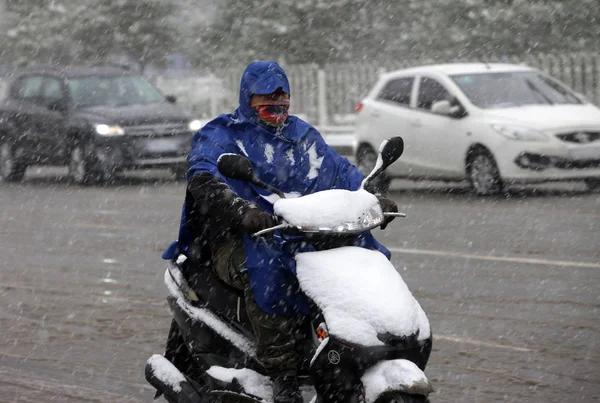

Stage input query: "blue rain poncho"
[{"left": 164, "top": 61, "right": 390, "bottom": 315}]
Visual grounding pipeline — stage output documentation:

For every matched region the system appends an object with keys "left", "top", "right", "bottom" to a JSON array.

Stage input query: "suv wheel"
[
  {"left": 467, "top": 150, "right": 503, "bottom": 196},
  {"left": 70, "top": 145, "right": 115, "bottom": 185},
  {"left": 0, "top": 142, "right": 27, "bottom": 182},
  {"left": 70, "top": 145, "right": 92, "bottom": 185},
  {"left": 357, "top": 144, "right": 391, "bottom": 194}
]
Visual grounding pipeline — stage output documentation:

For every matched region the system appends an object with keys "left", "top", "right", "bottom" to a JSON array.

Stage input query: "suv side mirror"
[
  {"left": 431, "top": 100, "right": 452, "bottom": 115},
  {"left": 165, "top": 95, "right": 177, "bottom": 104},
  {"left": 432, "top": 98, "right": 467, "bottom": 119}
]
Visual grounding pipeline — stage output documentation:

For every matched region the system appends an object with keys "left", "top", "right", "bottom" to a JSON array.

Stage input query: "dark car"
[{"left": 0, "top": 65, "right": 201, "bottom": 184}]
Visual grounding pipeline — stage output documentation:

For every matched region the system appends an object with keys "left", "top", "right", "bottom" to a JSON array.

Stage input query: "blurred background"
[
  {"left": 1, "top": 0, "right": 599, "bottom": 123},
  {"left": 0, "top": 1, "right": 599, "bottom": 402}
]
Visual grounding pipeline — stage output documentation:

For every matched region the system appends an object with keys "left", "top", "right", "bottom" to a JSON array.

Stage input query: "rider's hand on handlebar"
[
  {"left": 377, "top": 195, "right": 398, "bottom": 230},
  {"left": 241, "top": 208, "right": 276, "bottom": 235}
]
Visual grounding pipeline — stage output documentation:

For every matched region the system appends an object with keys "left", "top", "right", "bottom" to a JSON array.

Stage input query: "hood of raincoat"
[
  {"left": 238, "top": 61, "right": 291, "bottom": 125},
  {"left": 163, "top": 61, "right": 389, "bottom": 316}
]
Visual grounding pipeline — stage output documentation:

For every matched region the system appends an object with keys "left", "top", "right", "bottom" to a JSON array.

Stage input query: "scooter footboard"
[
  {"left": 361, "top": 359, "right": 433, "bottom": 403},
  {"left": 164, "top": 267, "right": 262, "bottom": 368},
  {"left": 145, "top": 354, "right": 205, "bottom": 403}
]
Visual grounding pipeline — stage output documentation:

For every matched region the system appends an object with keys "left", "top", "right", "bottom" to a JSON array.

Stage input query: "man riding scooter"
[{"left": 164, "top": 61, "right": 399, "bottom": 403}]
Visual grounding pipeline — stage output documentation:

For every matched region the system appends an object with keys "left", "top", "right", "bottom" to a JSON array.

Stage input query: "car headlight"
[
  {"left": 95, "top": 124, "right": 125, "bottom": 137},
  {"left": 491, "top": 124, "right": 548, "bottom": 142},
  {"left": 188, "top": 119, "right": 202, "bottom": 132}
]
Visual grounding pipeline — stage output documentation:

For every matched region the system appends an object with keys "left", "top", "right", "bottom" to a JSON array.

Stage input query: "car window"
[
  {"left": 14, "top": 76, "right": 44, "bottom": 102},
  {"left": 377, "top": 77, "right": 414, "bottom": 106},
  {"left": 417, "top": 77, "right": 452, "bottom": 110},
  {"left": 115, "top": 76, "right": 165, "bottom": 105},
  {"left": 42, "top": 77, "right": 64, "bottom": 107},
  {"left": 68, "top": 76, "right": 165, "bottom": 108},
  {"left": 451, "top": 71, "right": 581, "bottom": 108}
]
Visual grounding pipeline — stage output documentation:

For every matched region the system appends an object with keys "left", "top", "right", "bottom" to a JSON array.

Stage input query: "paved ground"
[{"left": 0, "top": 169, "right": 599, "bottom": 402}]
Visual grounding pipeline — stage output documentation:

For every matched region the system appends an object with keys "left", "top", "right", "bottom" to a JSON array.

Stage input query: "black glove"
[
  {"left": 377, "top": 195, "right": 398, "bottom": 230},
  {"left": 240, "top": 208, "right": 276, "bottom": 235}
]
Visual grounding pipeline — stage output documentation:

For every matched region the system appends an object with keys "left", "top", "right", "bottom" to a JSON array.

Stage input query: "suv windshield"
[
  {"left": 68, "top": 75, "right": 165, "bottom": 108},
  {"left": 450, "top": 71, "right": 581, "bottom": 109}
]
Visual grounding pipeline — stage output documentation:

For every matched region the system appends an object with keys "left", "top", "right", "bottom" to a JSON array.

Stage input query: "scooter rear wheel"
[
  {"left": 373, "top": 391, "right": 429, "bottom": 403},
  {"left": 210, "top": 390, "right": 264, "bottom": 402}
]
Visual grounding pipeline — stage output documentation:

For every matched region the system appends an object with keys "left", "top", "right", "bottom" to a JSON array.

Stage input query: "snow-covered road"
[{"left": 1, "top": 171, "right": 598, "bottom": 402}]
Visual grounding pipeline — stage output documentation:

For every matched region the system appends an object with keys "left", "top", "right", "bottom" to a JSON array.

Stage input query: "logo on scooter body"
[{"left": 327, "top": 350, "right": 341, "bottom": 365}]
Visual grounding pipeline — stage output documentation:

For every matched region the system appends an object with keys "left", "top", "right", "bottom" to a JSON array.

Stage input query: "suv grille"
[
  {"left": 556, "top": 132, "right": 600, "bottom": 143},
  {"left": 124, "top": 123, "right": 189, "bottom": 137}
]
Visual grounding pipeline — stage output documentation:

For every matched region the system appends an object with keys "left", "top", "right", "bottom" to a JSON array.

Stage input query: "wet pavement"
[{"left": 1, "top": 169, "right": 599, "bottom": 402}]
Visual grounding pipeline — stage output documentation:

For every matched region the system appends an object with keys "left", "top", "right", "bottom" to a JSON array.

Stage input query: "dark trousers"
[{"left": 212, "top": 240, "right": 303, "bottom": 377}]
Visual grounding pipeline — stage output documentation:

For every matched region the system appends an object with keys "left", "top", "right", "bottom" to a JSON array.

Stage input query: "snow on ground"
[{"left": 1, "top": 179, "right": 597, "bottom": 402}]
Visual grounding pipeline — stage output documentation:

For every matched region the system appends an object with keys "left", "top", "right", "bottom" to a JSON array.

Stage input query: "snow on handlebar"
[
  {"left": 383, "top": 212, "right": 406, "bottom": 217},
  {"left": 251, "top": 211, "right": 406, "bottom": 237},
  {"left": 252, "top": 223, "right": 290, "bottom": 237}
]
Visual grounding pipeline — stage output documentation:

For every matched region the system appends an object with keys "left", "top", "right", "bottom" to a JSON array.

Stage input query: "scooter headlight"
[{"left": 298, "top": 204, "right": 384, "bottom": 233}]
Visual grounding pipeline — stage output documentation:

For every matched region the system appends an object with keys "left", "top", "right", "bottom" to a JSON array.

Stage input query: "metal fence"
[{"left": 157, "top": 52, "right": 600, "bottom": 125}]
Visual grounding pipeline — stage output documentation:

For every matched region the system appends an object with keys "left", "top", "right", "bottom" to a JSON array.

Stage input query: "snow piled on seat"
[{"left": 296, "top": 247, "right": 430, "bottom": 346}]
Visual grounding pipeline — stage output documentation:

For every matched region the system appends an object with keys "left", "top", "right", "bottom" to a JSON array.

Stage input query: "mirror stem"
[
  {"left": 251, "top": 177, "right": 286, "bottom": 198},
  {"left": 263, "top": 184, "right": 286, "bottom": 199},
  {"left": 361, "top": 153, "right": 384, "bottom": 191}
]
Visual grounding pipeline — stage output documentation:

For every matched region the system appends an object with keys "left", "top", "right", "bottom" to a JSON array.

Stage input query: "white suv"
[{"left": 354, "top": 63, "right": 600, "bottom": 195}]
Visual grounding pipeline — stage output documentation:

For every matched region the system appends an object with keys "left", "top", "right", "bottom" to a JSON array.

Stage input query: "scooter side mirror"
[
  {"left": 217, "top": 153, "right": 255, "bottom": 182},
  {"left": 380, "top": 136, "right": 404, "bottom": 169},
  {"left": 362, "top": 136, "right": 404, "bottom": 191},
  {"left": 217, "top": 153, "right": 286, "bottom": 198}
]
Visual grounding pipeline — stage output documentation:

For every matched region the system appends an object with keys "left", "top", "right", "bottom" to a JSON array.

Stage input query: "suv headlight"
[
  {"left": 491, "top": 124, "right": 548, "bottom": 142},
  {"left": 95, "top": 124, "right": 125, "bottom": 137},
  {"left": 188, "top": 120, "right": 202, "bottom": 132}
]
